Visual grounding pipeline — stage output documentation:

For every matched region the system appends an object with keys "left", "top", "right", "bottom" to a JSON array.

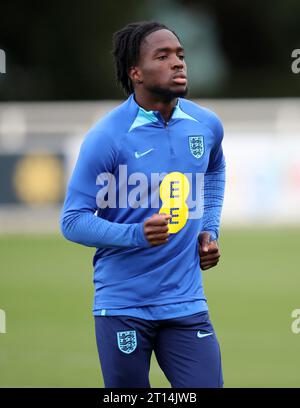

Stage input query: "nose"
[{"left": 171, "top": 54, "right": 185, "bottom": 70}]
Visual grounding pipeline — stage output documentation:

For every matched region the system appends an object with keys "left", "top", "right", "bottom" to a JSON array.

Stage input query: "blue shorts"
[{"left": 94, "top": 311, "right": 223, "bottom": 388}]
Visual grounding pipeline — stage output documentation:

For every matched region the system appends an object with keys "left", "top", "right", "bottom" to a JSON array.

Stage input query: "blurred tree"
[
  {"left": 0, "top": 0, "right": 144, "bottom": 100},
  {"left": 0, "top": 0, "right": 299, "bottom": 100},
  {"left": 206, "top": 0, "right": 300, "bottom": 96}
]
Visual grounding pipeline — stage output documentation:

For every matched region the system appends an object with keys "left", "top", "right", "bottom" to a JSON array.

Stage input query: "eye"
[
  {"left": 178, "top": 55, "right": 185, "bottom": 60},
  {"left": 157, "top": 55, "right": 167, "bottom": 60}
]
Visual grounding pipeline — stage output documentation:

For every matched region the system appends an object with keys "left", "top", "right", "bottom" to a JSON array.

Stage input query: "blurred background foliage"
[{"left": 0, "top": 0, "right": 300, "bottom": 100}]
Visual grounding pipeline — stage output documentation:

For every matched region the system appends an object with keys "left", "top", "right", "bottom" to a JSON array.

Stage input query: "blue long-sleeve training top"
[{"left": 61, "top": 93, "right": 226, "bottom": 319}]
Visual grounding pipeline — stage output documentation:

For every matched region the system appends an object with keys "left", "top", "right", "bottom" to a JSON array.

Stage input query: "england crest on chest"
[{"left": 189, "top": 136, "right": 204, "bottom": 159}]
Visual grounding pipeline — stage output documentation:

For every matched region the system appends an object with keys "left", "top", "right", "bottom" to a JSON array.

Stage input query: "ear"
[{"left": 128, "top": 66, "right": 143, "bottom": 85}]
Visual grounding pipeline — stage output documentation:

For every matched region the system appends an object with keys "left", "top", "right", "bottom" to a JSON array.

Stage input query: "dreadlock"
[{"left": 112, "top": 21, "right": 180, "bottom": 95}]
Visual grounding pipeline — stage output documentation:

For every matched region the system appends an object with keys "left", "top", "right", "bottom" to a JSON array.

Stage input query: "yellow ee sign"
[{"left": 159, "top": 172, "right": 190, "bottom": 234}]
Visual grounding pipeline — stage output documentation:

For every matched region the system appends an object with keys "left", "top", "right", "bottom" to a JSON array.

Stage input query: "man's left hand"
[{"left": 198, "top": 232, "right": 220, "bottom": 270}]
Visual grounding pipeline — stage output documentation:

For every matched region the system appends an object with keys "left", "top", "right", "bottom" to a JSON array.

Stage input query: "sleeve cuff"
[
  {"left": 198, "top": 230, "right": 218, "bottom": 242},
  {"left": 208, "top": 230, "right": 218, "bottom": 242},
  {"left": 135, "top": 222, "right": 151, "bottom": 248}
]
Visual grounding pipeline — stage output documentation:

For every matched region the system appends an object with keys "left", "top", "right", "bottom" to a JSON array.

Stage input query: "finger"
[
  {"left": 200, "top": 240, "right": 219, "bottom": 251},
  {"left": 200, "top": 261, "right": 219, "bottom": 267},
  {"left": 199, "top": 254, "right": 221, "bottom": 262},
  {"left": 201, "top": 264, "right": 218, "bottom": 271},
  {"left": 201, "top": 257, "right": 220, "bottom": 265},
  {"left": 199, "top": 232, "right": 210, "bottom": 253},
  {"left": 199, "top": 247, "right": 219, "bottom": 256},
  {"left": 146, "top": 215, "right": 171, "bottom": 226},
  {"left": 201, "top": 261, "right": 219, "bottom": 270},
  {"left": 160, "top": 212, "right": 172, "bottom": 218},
  {"left": 147, "top": 233, "right": 169, "bottom": 241},
  {"left": 200, "top": 254, "right": 220, "bottom": 263},
  {"left": 157, "top": 213, "right": 172, "bottom": 222},
  {"left": 202, "top": 265, "right": 212, "bottom": 270},
  {"left": 199, "top": 253, "right": 220, "bottom": 261},
  {"left": 200, "top": 259, "right": 220, "bottom": 268},
  {"left": 202, "top": 264, "right": 218, "bottom": 270},
  {"left": 144, "top": 225, "right": 169, "bottom": 234},
  {"left": 207, "top": 242, "right": 219, "bottom": 252}
]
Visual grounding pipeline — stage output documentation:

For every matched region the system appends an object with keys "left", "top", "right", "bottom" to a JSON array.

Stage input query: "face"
[{"left": 129, "top": 29, "right": 188, "bottom": 100}]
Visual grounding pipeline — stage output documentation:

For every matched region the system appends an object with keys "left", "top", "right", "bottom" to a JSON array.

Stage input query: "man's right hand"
[{"left": 144, "top": 213, "right": 171, "bottom": 246}]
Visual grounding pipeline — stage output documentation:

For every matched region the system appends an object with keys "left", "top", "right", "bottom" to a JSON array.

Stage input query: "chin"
[
  {"left": 148, "top": 85, "right": 188, "bottom": 101},
  {"left": 173, "top": 86, "right": 188, "bottom": 98}
]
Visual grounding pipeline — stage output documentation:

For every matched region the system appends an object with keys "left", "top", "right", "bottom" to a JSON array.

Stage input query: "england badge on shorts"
[
  {"left": 189, "top": 135, "right": 204, "bottom": 159},
  {"left": 117, "top": 330, "right": 137, "bottom": 354}
]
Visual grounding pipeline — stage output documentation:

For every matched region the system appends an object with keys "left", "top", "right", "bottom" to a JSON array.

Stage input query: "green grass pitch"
[{"left": 0, "top": 229, "right": 300, "bottom": 387}]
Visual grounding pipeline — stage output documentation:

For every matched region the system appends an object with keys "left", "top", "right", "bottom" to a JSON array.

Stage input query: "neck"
[{"left": 134, "top": 89, "right": 178, "bottom": 123}]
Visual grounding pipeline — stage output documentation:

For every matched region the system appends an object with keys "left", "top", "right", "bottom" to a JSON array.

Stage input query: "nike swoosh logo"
[
  {"left": 134, "top": 148, "right": 154, "bottom": 159},
  {"left": 197, "top": 331, "right": 214, "bottom": 339}
]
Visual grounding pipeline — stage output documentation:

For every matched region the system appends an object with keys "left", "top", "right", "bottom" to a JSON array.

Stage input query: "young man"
[{"left": 61, "top": 21, "right": 226, "bottom": 388}]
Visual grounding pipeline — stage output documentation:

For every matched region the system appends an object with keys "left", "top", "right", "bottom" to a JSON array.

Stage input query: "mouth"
[{"left": 172, "top": 72, "right": 187, "bottom": 85}]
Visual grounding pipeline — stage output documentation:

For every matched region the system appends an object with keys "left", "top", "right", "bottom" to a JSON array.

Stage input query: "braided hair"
[{"left": 112, "top": 21, "right": 179, "bottom": 95}]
